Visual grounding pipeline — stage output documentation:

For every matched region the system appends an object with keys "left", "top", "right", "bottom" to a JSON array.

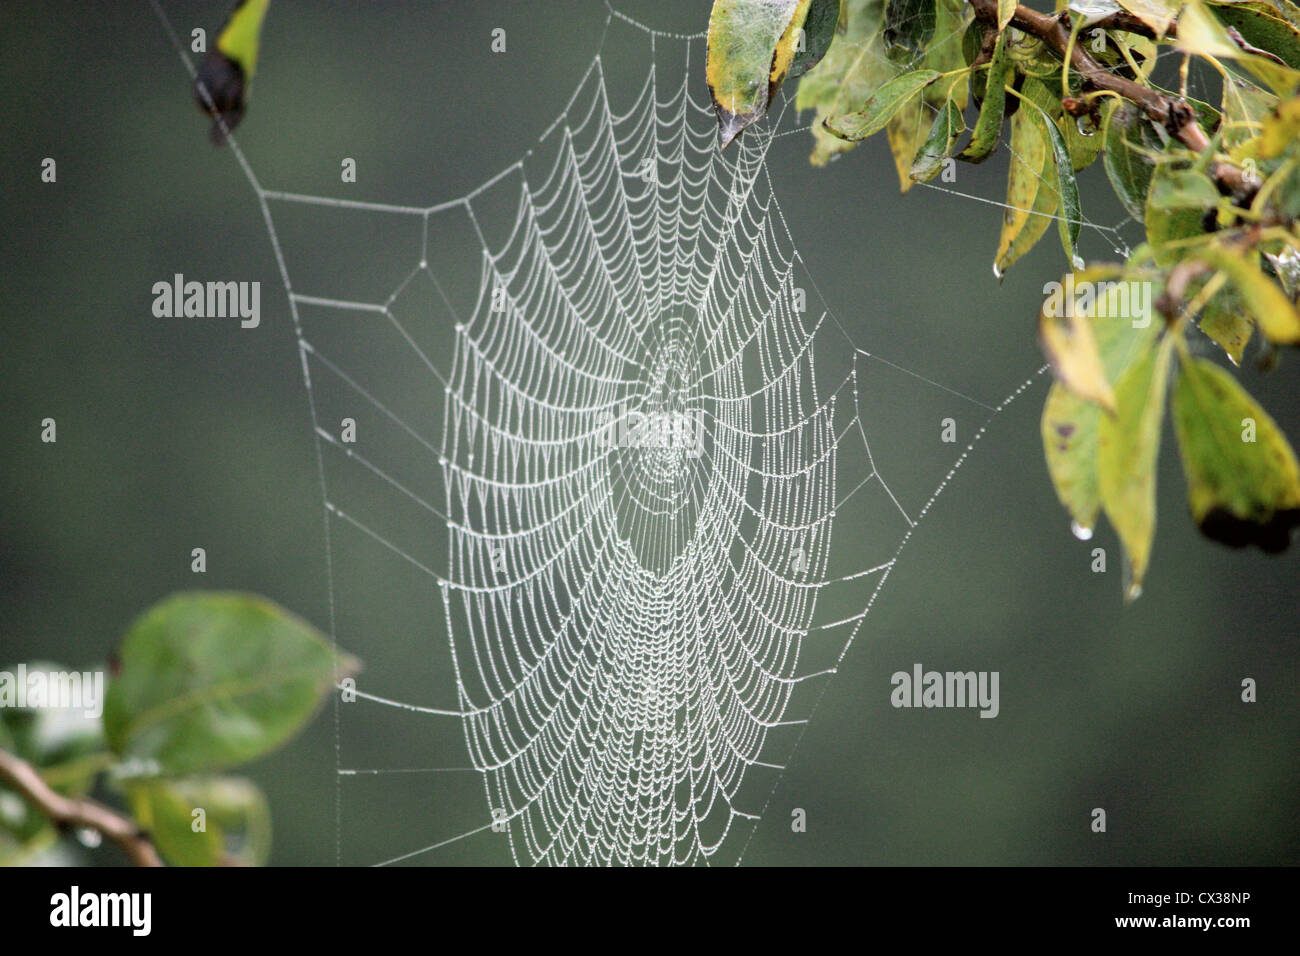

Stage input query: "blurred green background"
[{"left": 1, "top": 0, "right": 1296, "bottom": 866}]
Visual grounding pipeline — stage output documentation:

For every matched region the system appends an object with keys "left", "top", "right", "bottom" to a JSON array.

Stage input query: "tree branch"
[
  {"left": 966, "top": 0, "right": 1251, "bottom": 196},
  {"left": 0, "top": 747, "right": 163, "bottom": 867}
]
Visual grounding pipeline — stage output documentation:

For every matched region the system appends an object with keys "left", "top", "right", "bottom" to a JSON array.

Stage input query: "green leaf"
[
  {"left": 1177, "top": 0, "right": 1300, "bottom": 95},
  {"left": 883, "top": 0, "right": 937, "bottom": 63},
  {"left": 962, "top": 16, "right": 988, "bottom": 70},
  {"left": 1065, "top": 99, "right": 1113, "bottom": 172},
  {"left": 104, "top": 592, "right": 357, "bottom": 776},
  {"left": 960, "top": 28, "right": 1013, "bottom": 163},
  {"left": 1104, "top": 104, "right": 1159, "bottom": 222},
  {"left": 1145, "top": 163, "right": 1214, "bottom": 264},
  {"left": 1208, "top": 0, "right": 1300, "bottom": 70},
  {"left": 1198, "top": 244, "right": 1300, "bottom": 343},
  {"left": 1172, "top": 355, "right": 1300, "bottom": 550},
  {"left": 129, "top": 776, "right": 271, "bottom": 867},
  {"left": 1147, "top": 167, "right": 1222, "bottom": 210},
  {"left": 910, "top": 97, "right": 965, "bottom": 182},
  {"left": 791, "top": 0, "right": 844, "bottom": 77},
  {"left": 797, "top": 0, "right": 961, "bottom": 165},
  {"left": 824, "top": 69, "right": 942, "bottom": 140},
  {"left": 797, "top": 0, "right": 901, "bottom": 165},
  {"left": 925, "top": 0, "right": 971, "bottom": 108},
  {"left": 1099, "top": 336, "right": 1174, "bottom": 600}
]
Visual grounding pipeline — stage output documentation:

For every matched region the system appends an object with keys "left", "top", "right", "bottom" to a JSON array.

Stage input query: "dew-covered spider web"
[{"left": 147, "top": 0, "right": 1181, "bottom": 865}]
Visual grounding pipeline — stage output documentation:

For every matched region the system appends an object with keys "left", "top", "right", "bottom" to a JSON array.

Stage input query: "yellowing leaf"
[
  {"left": 1118, "top": 0, "right": 1183, "bottom": 37},
  {"left": 1041, "top": 267, "right": 1164, "bottom": 538},
  {"left": 1176, "top": 0, "right": 1245, "bottom": 56},
  {"left": 1018, "top": 88, "right": 1084, "bottom": 268},
  {"left": 129, "top": 777, "right": 271, "bottom": 867},
  {"left": 216, "top": 0, "right": 271, "bottom": 78},
  {"left": 886, "top": 93, "right": 933, "bottom": 192},
  {"left": 1199, "top": 281, "right": 1254, "bottom": 363},
  {"left": 1198, "top": 244, "right": 1300, "bottom": 343},
  {"left": 996, "top": 105, "right": 1056, "bottom": 275},
  {"left": 1042, "top": 383, "right": 1104, "bottom": 533},
  {"left": 1259, "top": 95, "right": 1300, "bottom": 158},
  {"left": 195, "top": 0, "right": 271, "bottom": 143},
  {"left": 998, "top": 0, "right": 1017, "bottom": 31},
  {"left": 1099, "top": 336, "right": 1174, "bottom": 599},
  {"left": 708, "top": 0, "right": 842, "bottom": 148},
  {"left": 1089, "top": 273, "right": 1164, "bottom": 373},
  {"left": 708, "top": 0, "right": 802, "bottom": 147},
  {"left": 1173, "top": 355, "right": 1300, "bottom": 551},
  {"left": 1039, "top": 271, "right": 1121, "bottom": 412}
]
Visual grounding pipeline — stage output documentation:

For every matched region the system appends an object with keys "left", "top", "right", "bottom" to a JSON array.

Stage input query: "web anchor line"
[{"left": 149, "top": 0, "right": 1057, "bottom": 866}]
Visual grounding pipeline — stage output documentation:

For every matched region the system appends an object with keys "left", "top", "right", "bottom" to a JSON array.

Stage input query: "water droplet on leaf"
[{"left": 1070, "top": 520, "right": 1093, "bottom": 541}]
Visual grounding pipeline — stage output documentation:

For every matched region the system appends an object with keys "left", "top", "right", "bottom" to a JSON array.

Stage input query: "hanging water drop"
[
  {"left": 1070, "top": 520, "right": 1093, "bottom": 541},
  {"left": 75, "top": 827, "right": 103, "bottom": 849},
  {"left": 1073, "top": 255, "right": 1086, "bottom": 270}
]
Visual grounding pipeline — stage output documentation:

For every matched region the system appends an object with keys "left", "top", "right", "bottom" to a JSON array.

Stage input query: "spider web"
[{"left": 147, "top": 0, "right": 1150, "bottom": 866}]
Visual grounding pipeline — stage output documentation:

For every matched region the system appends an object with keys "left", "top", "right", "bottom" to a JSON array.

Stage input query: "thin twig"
[{"left": 0, "top": 747, "right": 163, "bottom": 867}]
